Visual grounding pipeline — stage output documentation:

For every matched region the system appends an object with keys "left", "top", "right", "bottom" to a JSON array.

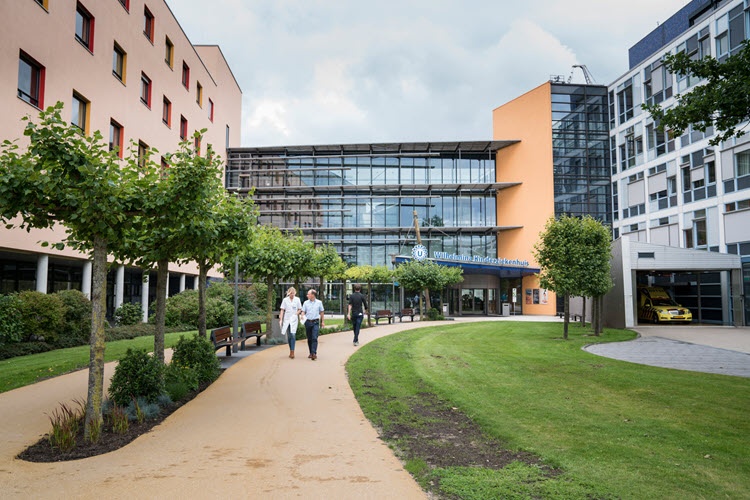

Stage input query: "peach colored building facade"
[
  {"left": 493, "top": 83, "right": 557, "bottom": 316},
  {"left": 0, "top": 0, "right": 242, "bottom": 318}
]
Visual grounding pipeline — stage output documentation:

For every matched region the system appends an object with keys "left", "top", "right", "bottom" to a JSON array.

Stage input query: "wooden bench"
[
  {"left": 239, "top": 321, "right": 264, "bottom": 349},
  {"left": 397, "top": 308, "right": 415, "bottom": 322},
  {"left": 374, "top": 310, "right": 394, "bottom": 324},
  {"left": 210, "top": 322, "right": 265, "bottom": 357},
  {"left": 209, "top": 326, "right": 235, "bottom": 357}
]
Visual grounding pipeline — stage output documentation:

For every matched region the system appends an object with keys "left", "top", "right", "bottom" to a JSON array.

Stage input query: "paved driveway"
[{"left": 585, "top": 325, "right": 750, "bottom": 377}]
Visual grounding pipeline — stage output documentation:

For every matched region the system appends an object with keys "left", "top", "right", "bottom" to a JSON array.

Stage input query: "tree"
[
  {"left": 237, "top": 226, "right": 308, "bottom": 338},
  {"left": 183, "top": 189, "right": 257, "bottom": 338},
  {"left": 394, "top": 260, "right": 463, "bottom": 320},
  {"left": 533, "top": 215, "right": 611, "bottom": 339},
  {"left": 345, "top": 265, "right": 393, "bottom": 326},
  {"left": 117, "top": 134, "right": 225, "bottom": 361},
  {"left": 312, "top": 245, "right": 347, "bottom": 303},
  {"left": 643, "top": 40, "right": 750, "bottom": 146},
  {"left": 577, "top": 217, "right": 613, "bottom": 336},
  {"left": 0, "top": 103, "right": 148, "bottom": 440}
]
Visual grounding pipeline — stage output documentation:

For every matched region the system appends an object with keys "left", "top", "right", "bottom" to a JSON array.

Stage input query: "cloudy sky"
[{"left": 168, "top": 0, "right": 688, "bottom": 147}]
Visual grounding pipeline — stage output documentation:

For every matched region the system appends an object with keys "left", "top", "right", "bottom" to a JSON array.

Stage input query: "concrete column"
[
  {"left": 179, "top": 273, "right": 186, "bottom": 293},
  {"left": 193, "top": 276, "right": 200, "bottom": 290},
  {"left": 165, "top": 272, "right": 170, "bottom": 299},
  {"left": 141, "top": 273, "right": 150, "bottom": 323},
  {"left": 36, "top": 255, "right": 49, "bottom": 293},
  {"left": 81, "top": 260, "right": 92, "bottom": 299},
  {"left": 114, "top": 265, "right": 125, "bottom": 311}
]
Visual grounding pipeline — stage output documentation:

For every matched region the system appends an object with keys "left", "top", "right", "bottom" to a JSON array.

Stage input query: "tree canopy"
[
  {"left": 394, "top": 260, "right": 463, "bottom": 319},
  {"left": 643, "top": 40, "right": 750, "bottom": 145},
  {"left": 533, "top": 215, "right": 611, "bottom": 338},
  {"left": 0, "top": 103, "right": 149, "bottom": 439}
]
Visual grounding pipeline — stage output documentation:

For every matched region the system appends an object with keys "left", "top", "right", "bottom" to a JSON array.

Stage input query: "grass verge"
[
  {"left": 347, "top": 321, "right": 750, "bottom": 499},
  {"left": 0, "top": 330, "right": 197, "bottom": 394}
]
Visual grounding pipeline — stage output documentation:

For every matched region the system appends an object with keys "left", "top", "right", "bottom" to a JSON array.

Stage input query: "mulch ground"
[{"left": 17, "top": 374, "right": 220, "bottom": 463}]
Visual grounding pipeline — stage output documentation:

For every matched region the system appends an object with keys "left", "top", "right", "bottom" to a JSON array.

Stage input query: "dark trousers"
[
  {"left": 305, "top": 320, "right": 319, "bottom": 354},
  {"left": 352, "top": 314, "right": 364, "bottom": 342}
]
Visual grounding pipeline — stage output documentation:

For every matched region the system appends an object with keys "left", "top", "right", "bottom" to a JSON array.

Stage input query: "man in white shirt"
[{"left": 301, "top": 289, "right": 325, "bottom": 360}]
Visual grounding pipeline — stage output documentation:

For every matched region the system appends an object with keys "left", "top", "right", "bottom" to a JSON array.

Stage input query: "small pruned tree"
[
  {"left": 237, "top": 226, "right": 307, "bottom": 339},
  {"left": 394, "top": 260, "right": 463, "bottom": 320},
  {"left": 345, "top": 265, "right": 393, "bottom": 326},
  {"left": 643, "top": 40, "right": 750, "bottom": 146},
  {"left": 0, "top": 103, "right": 148, "bottom": 440},
  {"left": 312, "top": 244, "right": 347, "bottom": 303},
  {"left": 534, "top": 215, "right": 611, "bottom": 339}
]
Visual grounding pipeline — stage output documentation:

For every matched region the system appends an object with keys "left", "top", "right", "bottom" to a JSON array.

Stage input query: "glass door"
[{"left": 461, "top": 288, "right": 486, "bottom": 314}]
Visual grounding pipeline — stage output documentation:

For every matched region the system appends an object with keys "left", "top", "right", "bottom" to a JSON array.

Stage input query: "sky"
[{"left": 168, "top": 0, "right": 690, "bottom": 147}]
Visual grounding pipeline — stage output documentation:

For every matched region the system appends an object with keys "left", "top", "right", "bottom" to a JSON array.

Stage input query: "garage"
[{"left": 604, "top": 236, "right": 744, "bottom": 328}]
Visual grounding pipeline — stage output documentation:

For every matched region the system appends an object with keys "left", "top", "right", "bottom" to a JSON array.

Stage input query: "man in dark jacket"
[{"left": 347, "top": 284, "right": 368, "bottom": 346}]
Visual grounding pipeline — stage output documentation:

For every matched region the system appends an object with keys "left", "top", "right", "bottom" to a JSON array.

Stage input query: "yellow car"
[{"left": 638, "top": 287, "right": 692, "bottom": 324}]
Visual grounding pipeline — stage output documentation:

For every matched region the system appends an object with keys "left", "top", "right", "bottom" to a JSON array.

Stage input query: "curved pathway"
[{"left": 0, "top": 320, "right": 452, "bottom": 499}]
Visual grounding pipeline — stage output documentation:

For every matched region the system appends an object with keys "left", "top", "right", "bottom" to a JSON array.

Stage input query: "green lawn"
[
  {"left": 347, "top": 322, "right": 750, "bottom": 499},
  {"left": 0, "top": 330, "right": 197, "bottom": 394}
]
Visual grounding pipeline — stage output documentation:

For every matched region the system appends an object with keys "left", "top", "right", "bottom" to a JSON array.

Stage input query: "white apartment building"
[{"left": 608, "top": 0, "right": 749, "bottom": 325}]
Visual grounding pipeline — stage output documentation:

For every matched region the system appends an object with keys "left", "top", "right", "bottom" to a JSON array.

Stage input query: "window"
[
  {"left": 112, "top": 42, "right": 126, "bottom": 82},
  {"left": 726, "top": 199, "right": 750, "bottom": 212},
  {"left": 181, "top": 62, "right": 190, "bottom": 89},
  {"left": 109, "top": 119, "right": 123, "bottom": 158},
  {"left": 196, "top": 81, "right": 203, "bottom": 106},
  {"left": 138, "top": 141, "right": 149, "bottom": 168},
  {"left": 179, "top": 115, "right": 188, "bottom": 140},
  {"left": 118, "top": 0, "right": 129, "bottom": 11},
  {"left": 75, "top": 3, "right": 95, "bottom": 52},
  {"left": 165, "top": 36, "right": 174, "bottom": 68},
  {"left": 140, "top": 72, "right": 151, "bottom": 107},
  {"left": 208, "top": 98, "right": 214, "bottom": 122},
  {"left": 617, "top": 79, "right": 634, "bottom": 124},
  {"left": 736, "top": 150, "right": 750, "bottom": 177},
  {"left": 160, "top": 156, "right": 169, "bottom": 170},
  {"left": 71, "top": 92, "right": 89, "bottom": 133},
  {"left": 162, "top": 96, "right": 171, "bottom": 126},
  {"left": 143, "top": 6, "right": 154, "bottom": 42},
  {"left": 18, "top": 51, "right": 45, "bottom": 108},
  {"left": 34, "top": 0, "right": 49, "bottom": 10},
  {"left": 194, "top": 135, "right": 201, "bottom": 155}
]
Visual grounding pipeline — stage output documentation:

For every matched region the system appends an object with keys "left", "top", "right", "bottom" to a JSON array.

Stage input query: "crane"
[{"left": 568, "top": 64, "right": 596, "bottom": 85}]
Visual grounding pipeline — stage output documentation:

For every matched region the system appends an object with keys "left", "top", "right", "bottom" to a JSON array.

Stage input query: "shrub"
[
  {"left": 114, "top": 302, "right": 142, "bottom": 326},
  {"left": 108, "top": 348, "right": 164, "bottom": 406},
  {"left": 427, "top": 307, "right": 444, "bottom": 321},
  {"left": 17, "top": 291, "right": 65, "bottom": 343},
  {"left": 160, "top": 291, "right": 233, "bottom": 329},
  {"left": 0, "top": 341, "right": 53, "bottom": 360},
  {"left": 206, "top": 281, "right": 256, "bottom": 315},
  {"left": 55, "top": 290, "right": 91, "bottom": 348},
  {"left": 0, "top": 294, "right": 23, "bottom": 346},
  {"left": 250, "top": 282, "right": 274, "bottom": 313},
  {"left": 126, "top": 397, "right": 160, "bottom": 421},
  {"left": 164, "top": 363, "right": 199, "bottom": 402},
  {"left": 170, "top": 334, "right": 220, "bottom": 384},
  {"left": 109, "top": 404, "right": 129, "bottom": 434},
  {"left": 104, "top": 323, "right": 186, "bottom": 342}
]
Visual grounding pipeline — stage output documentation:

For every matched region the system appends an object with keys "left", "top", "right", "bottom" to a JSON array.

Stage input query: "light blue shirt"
[{"left": 302, "top": 298, "right": 325, "bottom": 321}]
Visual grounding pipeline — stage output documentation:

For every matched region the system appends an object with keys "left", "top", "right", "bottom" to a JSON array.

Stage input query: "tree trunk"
[
  {"left": 197, "top": 261, "right": 208, "bottom": 338},
  {"left": 595, "top": 295, "right": 603, "bottom": 336},
  {"left": 563, "top": 293, "right": 570, "bottom": 340},
  {"left": 581, "top": 297, "right": 586, "bottom": 327},
  {"left": 266, "top": 274, "right": 274, "bottom": 339},
  {"left": 319, "top": 276, "right": 325, "bottom": 302},
  {"left": 418, "top": 292, "right": 425, "bottom": 321},
  {"left": 367, "top": 280, "right": 373, "bottom": 327},
  {"left": 424, "top": 287, "right": 432, "bottom": 312},
  {"left": 591, "top": 295, "right": 598, "bottom": 334},
  {"left": 84, "top": 236, "right": 107, "bottom": 442},
  {"left": 153, "top": 258, "right": 169, "bottom": 364}
]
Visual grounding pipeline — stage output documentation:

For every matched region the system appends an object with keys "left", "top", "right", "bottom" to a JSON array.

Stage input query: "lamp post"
[{"left": 232, "top": 256, "right": 239, "bottom": 353}]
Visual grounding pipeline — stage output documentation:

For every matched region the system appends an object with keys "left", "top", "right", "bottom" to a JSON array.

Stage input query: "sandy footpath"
[{"left": 0, "top": 321, "right": 442, "bottom": 499}]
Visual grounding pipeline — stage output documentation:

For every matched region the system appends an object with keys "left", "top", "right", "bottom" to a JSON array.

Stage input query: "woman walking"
[{"left": 279, "top": 287, "right": 302, "bottom": 359}]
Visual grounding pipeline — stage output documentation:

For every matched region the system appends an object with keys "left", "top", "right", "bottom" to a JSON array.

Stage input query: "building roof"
[{"left": 229, "top": 140, "right": 519, "bottom": 157}]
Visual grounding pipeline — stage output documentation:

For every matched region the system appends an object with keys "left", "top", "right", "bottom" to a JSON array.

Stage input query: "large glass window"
[
  {"left": 737, "top": 150, "right": 750, "bottom": 178},
  {"left": 71, "top": 92, "right": 88, "bottom": 133},
  {"left": 109, "top": 119, "right": 123, "bottom": 157}
]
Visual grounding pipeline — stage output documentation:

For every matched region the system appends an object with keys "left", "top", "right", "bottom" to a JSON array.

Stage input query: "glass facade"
[
  {"left": 226, "top": 142, "right": 513, "bottom": 267},
  {"left": 551, "top": 84, "right": 612, "bottom": 223}
]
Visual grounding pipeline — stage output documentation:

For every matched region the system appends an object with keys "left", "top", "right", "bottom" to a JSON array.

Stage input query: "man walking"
[
  {"left": 302, "top": 289, "right": 325, "bottom": 360},
  {"left": 347, "top": 284, "right": 368, "bottom": 346}
]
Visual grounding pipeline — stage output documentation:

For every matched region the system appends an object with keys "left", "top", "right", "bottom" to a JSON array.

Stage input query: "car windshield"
[{"left": 652, "top": 298, "right": 678, "bottom": 306}]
